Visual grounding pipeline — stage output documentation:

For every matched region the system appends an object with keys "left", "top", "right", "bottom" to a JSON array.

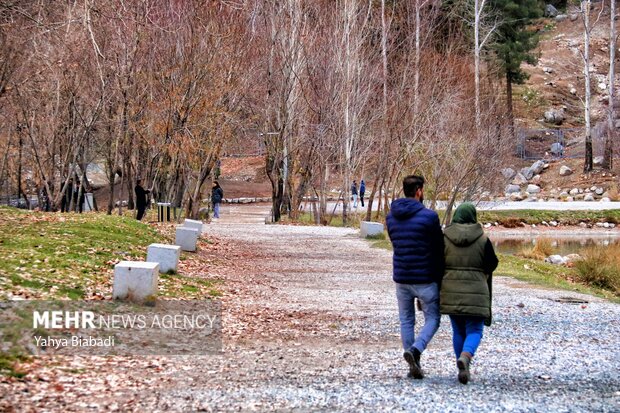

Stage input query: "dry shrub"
[
  {"left": 502, "top": 217, "right": 522, "bottom": 228},
  {"left": 574, "top": 244, "right": 620, "bottom": 294},
  {"left": 607, "top": 183, "right": 619, "bottom": 201},
  {"left": 518, "top": 238, "right": 555, "bottom": 260}
]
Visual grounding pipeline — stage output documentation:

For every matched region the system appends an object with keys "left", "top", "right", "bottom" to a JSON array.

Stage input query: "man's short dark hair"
[{"left": 403, "top": 175, "right": 424, "bottom": 198}]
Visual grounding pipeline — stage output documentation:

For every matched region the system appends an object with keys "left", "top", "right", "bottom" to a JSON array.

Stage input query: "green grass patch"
[
  {"left": 0, "top": 207, "right": 223, "bottom": 376},
  {"left": 365, "top": 232, "right": 387, "bottom": 240},
  {"left": 288, "top": 211, "right": 382, "bottom": 229},
  {"left": 0, "top": 352, "right": 30, "bottom": 378},
  {"left": 159, "top": 272, "right": 221, "bottom": 299},
  {"left": 475, "top": 210, "right": 620, "bottom": 227},
  {"left": 0, "top": 207, "right": 162, "bottom": 300}
]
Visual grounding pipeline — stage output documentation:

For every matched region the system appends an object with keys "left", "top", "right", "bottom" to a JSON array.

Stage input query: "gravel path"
[
  {"left": 2, "top": 206, "right": 619, "bottom": 412},
  {"left": 173, "top": 210, "right": 619, "bottom": 412}
]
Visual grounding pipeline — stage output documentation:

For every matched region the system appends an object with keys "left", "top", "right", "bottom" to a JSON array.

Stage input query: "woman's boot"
[{"left": 457, "top": 352, "right": 472, "bottom": 384}]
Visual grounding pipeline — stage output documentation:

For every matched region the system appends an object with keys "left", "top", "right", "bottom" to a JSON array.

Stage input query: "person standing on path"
[
  {"left": 135, "top": 179, "right": 150, "bottom": 221},
  {"left": 351, "top": 180, "right": 358, "bottom": 209},
  {"left": 359, "top": 179, "right": 366, "bottom": 207},
  {"left": 440, "top": 202, "right": 498, "bottom": 385},
  {"left": 211, "top": 181, "right": 224, "bottom": 219},
  {"left": 386, "top": 175, "right": 444, "bottom": 379}
]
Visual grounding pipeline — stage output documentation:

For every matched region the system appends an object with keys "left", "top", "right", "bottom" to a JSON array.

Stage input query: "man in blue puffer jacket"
[{"left": 386, "top": 175, "right": 444, "bottom": 379}]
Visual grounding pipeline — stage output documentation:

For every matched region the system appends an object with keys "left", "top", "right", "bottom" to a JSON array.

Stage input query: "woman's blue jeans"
[{"left": 449, "top": 315, "right": 485, "bottom": 359}]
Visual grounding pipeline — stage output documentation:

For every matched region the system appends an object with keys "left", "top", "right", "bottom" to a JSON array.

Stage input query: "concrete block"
[
  {"left": 360, "top": 221, "right": 384, "bottom": 238},
  {"left": 176, "top": 227, "right": 199, "bottom": 252},
  {"left": 113, "top": 261, "right": 159, "bottom": 302},
  {"left": 183, "top": 219, "right": 204, "bottom": 233},
  {"left": 147, "top": 243, "right": 181, "bottom": 273}
]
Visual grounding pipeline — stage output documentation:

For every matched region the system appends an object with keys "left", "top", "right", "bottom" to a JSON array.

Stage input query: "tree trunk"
[
  {"left": 106, "top": 162, "right": 116, "bottom": 215},
  {"left": 603, "top": 0, "right": 616, "bottom": 169},
  {"left": 17, "top": 134, "right": 30, "bottom": 209},
  {"left": 126, "top": 161, "right": 135, "bottom": 210},
  {"left": 506, "top": 72, "right": 515, "bottom": 140},
  {"left": 474, "top": 0, "right": 482, "bottom": 130},
  {"left": 583, "top": 0, "right": 594, "bottom": 172}
]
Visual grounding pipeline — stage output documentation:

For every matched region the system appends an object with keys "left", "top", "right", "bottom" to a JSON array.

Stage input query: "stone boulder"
[
  {"left": 569, "top": 188, "right": 579, "bottom": 196},
  {"left": 520, "top": 167, "right": 535, "bottom": 180},
  {"left": 593, "top": 156, "right": 604, "bottom": 166},
  {"left": 505, "top": 184, "right": 521, "bottom": 194},
  {"left": 550, "top": 142, "right": 564, "bottom": 156},
  {"left": 530, "top": 160, "right": 545, "bottom": 175},
  {"left": 584, "top": 193, "right": 595, "bottom": 202},
  {"left": 512, "top": 173, "right": 528, "bottom": 185},
  {"left": 544, "top": 4, "right": 559, "bottom": 18},
  {"left": 544, "top": 109, "right": 564, "bottom": 125},
  {"left": 545, "top": 255, "right": 567, "bottom": 265},
  {"left": 526, "top": 184, "right": 541, "bottom": 194},
  {"left": 501, "top": 168, "right": 516, "bottom": 180},
  {"left": 559, "top": 165, "right": 573, "bottom": 176},
  {"left": 555, "top": 14, "right": 567, "bottom": 22}
]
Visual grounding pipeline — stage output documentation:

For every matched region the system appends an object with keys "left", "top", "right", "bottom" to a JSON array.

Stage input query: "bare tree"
[
  {"left": 580, "top": 0, "right": 606, "bottom": 172},
  {"left": 603, "top": 0, "right": 617, "bottom": 169},
  {"left": 335, "top": 0, "right": 377, "bottom": 224},
  {"left": 473, "top": 0, "right": 498, "bottom": 130}
]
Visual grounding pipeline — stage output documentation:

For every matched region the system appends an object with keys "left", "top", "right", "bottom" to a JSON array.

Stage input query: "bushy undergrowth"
[
  {"left": 517, "top": 238, "right": 555, "bottom": 260},
  {"left": 574, "top": 245, "right": 620, "bottom": 295}
]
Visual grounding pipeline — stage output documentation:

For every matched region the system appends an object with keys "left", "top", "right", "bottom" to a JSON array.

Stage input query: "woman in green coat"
[{"left": 440, "top": 203, "right": 498, "bottom": 384}]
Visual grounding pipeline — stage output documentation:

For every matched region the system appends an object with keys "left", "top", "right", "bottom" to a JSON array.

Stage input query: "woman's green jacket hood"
[{"left": 452, "top": 202, "right": 477, "bottom": 224}]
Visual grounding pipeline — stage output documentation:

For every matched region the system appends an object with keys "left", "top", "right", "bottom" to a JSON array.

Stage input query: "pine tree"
[{"left": 490, "top": 0, "right": 542, "bottom": 137}]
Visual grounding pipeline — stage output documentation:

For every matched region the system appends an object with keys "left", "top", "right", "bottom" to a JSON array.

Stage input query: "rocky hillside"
[
  {"left": 502, "top": 156, "right": 618, "bottom": 202},
  {"left": 515, "top": 2, "right": 618, "bottom": 130}
]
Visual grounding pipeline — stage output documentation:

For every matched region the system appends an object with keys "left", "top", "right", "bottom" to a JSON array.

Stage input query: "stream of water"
[{"left": 490, "top": 234, "right": 620, "bottom": 256}]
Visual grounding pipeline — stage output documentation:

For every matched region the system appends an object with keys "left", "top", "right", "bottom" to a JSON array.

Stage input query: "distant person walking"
[
  {"left": 211, "top": 181, "right": 224, "bottom": 219},
  {"left": 359, "top": 179, "right": 366, "bottom": 207},
  {"left": 351, "top": 180, "right": 358, "bottom": 208},
  {"left": 440, "top": 202, "right": 498, "bottom": 384},
  {"left": 386, "top": 175, "right": 444, "bottom": 379},
  {"left": 134, "top": 179, "right": 150, "bottom": 221}
]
